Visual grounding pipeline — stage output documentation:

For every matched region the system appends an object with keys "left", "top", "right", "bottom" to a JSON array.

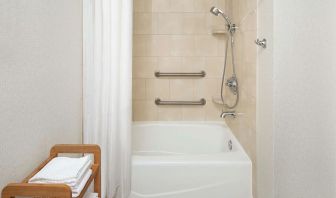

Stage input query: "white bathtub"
[{"left": 130, "top": 122, "right": 252, "bottom": 198}]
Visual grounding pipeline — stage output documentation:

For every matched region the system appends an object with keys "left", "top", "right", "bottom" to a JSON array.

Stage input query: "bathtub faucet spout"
[{"left": 220, "top": 111, "right": 236, "bottom": 118}]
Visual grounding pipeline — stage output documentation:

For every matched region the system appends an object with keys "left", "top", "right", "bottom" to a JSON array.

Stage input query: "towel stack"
[{"left": 29, "top": 155, "right": 93, "bottom": 197}]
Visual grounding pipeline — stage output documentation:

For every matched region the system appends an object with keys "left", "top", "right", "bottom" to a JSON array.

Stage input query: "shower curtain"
[{"left": 83, "top": 0, "right": 133, "bottom": 198}]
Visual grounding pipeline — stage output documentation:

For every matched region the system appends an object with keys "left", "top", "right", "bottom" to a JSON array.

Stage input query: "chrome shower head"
[
  {"left": 210, "top": 6, "right": 224, "bottom": 16},
  {"left": 210, "top": 6, "right": 232, "bottom": 25}
]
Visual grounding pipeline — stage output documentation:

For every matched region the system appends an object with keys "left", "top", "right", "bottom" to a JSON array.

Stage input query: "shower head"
[
  {"left": 210, "top": 6, "right": 232, "bottom": 25},
  {"left": 210, "top": 6, "right": 224, "bottom": 16}
]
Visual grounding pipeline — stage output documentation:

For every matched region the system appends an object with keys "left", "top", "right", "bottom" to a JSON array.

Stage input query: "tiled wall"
[
  {"left": 133, "top": 0, "right": 229, "bottom": 121},
  {"left": 226, "top": 0, "right": 257, "bottom": 196},
  {"left": 133, "top": 0, "right": 257, "bottom": 195}
]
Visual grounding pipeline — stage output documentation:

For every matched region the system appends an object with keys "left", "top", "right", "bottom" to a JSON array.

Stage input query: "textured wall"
[
  {"left": 256, "top": 0, "right": 274, "bottom": 197},
  {"left": 273, "top": 0, "right": 336, "bottom": 197},
  {"left": 0, "top": 0, "right": 83, "bottom": 190},
  {"left": 132, "top": 0, "right": 229, "bottom": 121}
]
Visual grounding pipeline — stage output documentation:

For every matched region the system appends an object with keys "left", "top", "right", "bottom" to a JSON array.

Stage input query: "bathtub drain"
[{"left": 228, "top": 140, "right": 233, "bottom": 151}]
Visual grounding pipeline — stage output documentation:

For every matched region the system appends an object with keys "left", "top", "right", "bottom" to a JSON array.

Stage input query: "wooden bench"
[{"left": 1, "top": 144, "right": 101, "bottom": 198}]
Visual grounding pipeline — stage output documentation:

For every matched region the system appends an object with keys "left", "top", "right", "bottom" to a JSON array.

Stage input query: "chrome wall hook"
[{"left": 255, "top": 38, "right": 267, "bottom": 48}]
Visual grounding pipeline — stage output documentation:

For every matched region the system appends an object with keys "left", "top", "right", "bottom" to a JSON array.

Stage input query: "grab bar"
[
  {"left": 155, "top": 98, "right": 206, "bottom": 106},
  {"left": 154, "top": 71, "right": 206, "bottom": 78}
]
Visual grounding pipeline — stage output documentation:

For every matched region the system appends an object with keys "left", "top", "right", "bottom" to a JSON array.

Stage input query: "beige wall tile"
[
  {"left": 205, "top": 57, "right": 224, "bottom": 78},
  {"left": 132, "top": 0, "right": 255, "bottom": 125},
  {"left": 182, "top": 57, "right": 205, "bottom": 71},
  {"left": 152, "top": 0, "right": 170, "bottom": 12},
  {"left": 133, "top": 57, "right": 158, "bottom": 78},
  {"left": 133, "top": 35, "right": 152, "bottom": 56},
  {"left": 205, "top": 102, "right": 222, "bottom": 121},
  {"left": 243, "top": 31, "right": 257, "bottom": 64},
  {"left": 182, "top": 106, "right": 206, "bottom": 120},
  {"left": 146, "top": 79, "right": 170, "bottom": 100},
  {"left": 133, "top": 100, "right": 158, "bottom": 120},
  {"left": 157, "top": 57, "right": 183, "bottom": 72},
  {"left": 133, "top": 79, "right": 147, "bottom": 100},
  {"left": 157, "top": 106, "right": 183, "bottom": 121},
  {"left": 237, "top": 0, "right": 247, "bottom": 22},
  {"left": 134, "top": 13, "right": 155, "bottom": 34},
  {"left": 194, "top": 0, "right": 217, "bottom": 12},
  {"left": 151, "top": 35, "right": 172, "bottom": 56},
  {"left": 217, "top": 35, "right": 228, "bottom": 56},
  {"left": 170, "top": 0, "right": 194, "bottom": 12},
  {"left": 183, "top": 13, "right": 208, "bottom": 34},
  {"left": 217, "top": 0, "right": 227, "bottom": 10},
  {"left": 194, "top": 78, "right": 221, "bottom": 99},
  {"left": 209, "top": 13, "right": 227, "bottom": 30},
  {"left": 239, "top": 10, "right": 257, "bottom": 31},
  {"left": 170, "top": 79, "right": 195, "bottom": 100},
  {"left": 240, "top": 63, "right": 256, "bottom": 99},
  {"left": 234, "top": 32, "right": 244, "bottom": 61},
  {"left": 195, "top": 35, "right": 218, "bottom": 56},
  {"left": 232, "top": 1, "right": 240, "bottom": 22},
  {"left": 171, "top": 36, "right": 195, "bottom": 56},
  {"left": 134, "top": 0, "right": 153, "bottom": 13},
  {"left": 133, "top": 0, "right": 231, "bottom": 122},
  {"left": 157, "top": 13, "right": 184, "bottom": 34}
]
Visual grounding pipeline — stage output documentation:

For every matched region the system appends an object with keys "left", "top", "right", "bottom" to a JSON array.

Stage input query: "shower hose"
[{"left": 220, "top": 31, "right": 239, "bottom": 109}]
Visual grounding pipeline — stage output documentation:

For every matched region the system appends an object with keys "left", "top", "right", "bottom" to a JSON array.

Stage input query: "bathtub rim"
[{"left": 132, "top": 121, "right": 251, "bottom": 164}]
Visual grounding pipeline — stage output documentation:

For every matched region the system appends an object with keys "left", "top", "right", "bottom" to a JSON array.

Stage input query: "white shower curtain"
[{"left": 83, "top": 0, "right": 133, "bottom": 198}]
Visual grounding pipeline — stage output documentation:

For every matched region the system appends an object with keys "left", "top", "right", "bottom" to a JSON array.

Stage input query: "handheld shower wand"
[
  {"left": 210, "top": 6, "right": 232, "bottom": 26},
  {"left": 210, "top": 6, "right": 239, "bottom": 110}
]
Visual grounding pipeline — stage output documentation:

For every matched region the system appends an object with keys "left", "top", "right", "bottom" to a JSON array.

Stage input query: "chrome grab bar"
[
  {"left": 154, "top": 71, "right": 206, "bottom": 78},
  {"left": 155, "top": 98, "right": 206, "bottom": 106}
]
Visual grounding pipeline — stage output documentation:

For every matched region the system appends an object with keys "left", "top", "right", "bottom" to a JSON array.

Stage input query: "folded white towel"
[
  {"left": 29, "top": 155, "right": 92, "bottom": 187},
  {"left": 72, "top": 169, "right": 92, "bottom": 197},
  {"left": 84, "top": 193, "right": 98, "bottom": 198}
]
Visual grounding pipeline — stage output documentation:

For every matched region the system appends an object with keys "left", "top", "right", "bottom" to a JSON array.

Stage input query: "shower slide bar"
[
  {"left": 155, "top": 71, "right": 206, "bottom": 78},
  {"left": 155, "top": 98, "right": 206, "bottom": 106}
]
